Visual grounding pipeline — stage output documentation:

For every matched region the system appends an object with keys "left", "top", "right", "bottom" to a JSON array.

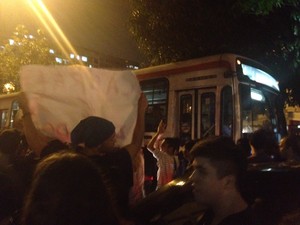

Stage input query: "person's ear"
[{"left": 222, "top": 175, "right": 236, "bottom": 189}]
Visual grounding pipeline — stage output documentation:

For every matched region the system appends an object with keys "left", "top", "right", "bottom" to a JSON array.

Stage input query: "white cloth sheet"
[{"left": 20, "top": 65, "right": 141, "bottom": 146}]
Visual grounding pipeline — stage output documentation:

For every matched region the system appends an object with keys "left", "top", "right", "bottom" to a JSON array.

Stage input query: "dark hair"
[
  {"left": 22, "top": 151, "right": 120, "bottom": 225},
  {"left": 0, "top": 170, "right": 19, "bottom": 221},
  {"left": 237, "top": 137, "right": 251, "bottom": 157},
  {"left": 282, "top": 135, "right": 300, "bottom": 157},
  {"left": 164, "top": 137, "right": 180, "bottom": 153},
  {"left": 249, "top": 129, "right": 279, "bottom": 156},
  {"left": 40, "top": 140, "right": 69, "bottom": 159},
  {"left": 0, "top": 128, "right": 22, "bottom": 156},
  {"left": 249, "top": 129, "right": 266, "bottom": 149},
  {"left": 184, "top": 139, "right": 197, "bottom": 153},
  {"left": 190, "top": 136, "right": 247, "bottom": 189}
]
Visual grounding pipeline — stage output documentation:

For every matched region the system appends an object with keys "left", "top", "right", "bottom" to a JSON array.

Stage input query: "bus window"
[
  {"left": 200, "top": 92, "right": 215, "bottom": 137},
  {"left": 221, "top": 86, "right": 233, "bottom": 137},
  {"left": 0, "top": 109, "right": 8, "bottom": 129},
  {"left": 240, "top": 84, "right": 273, "bottom": 134},
  {"left": 179, "top": 94, "right": 192, "bottom": 145},
  {"left": 9, "top": 100, "right": 20, "bottom": 128},
  {"left": 140, "top": 79, "right": 168, "bottom": 132}
]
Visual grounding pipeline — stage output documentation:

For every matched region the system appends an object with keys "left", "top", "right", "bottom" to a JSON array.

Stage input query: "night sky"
[{"left": 0, "top": 0, "right": 142, "bottom": 62}]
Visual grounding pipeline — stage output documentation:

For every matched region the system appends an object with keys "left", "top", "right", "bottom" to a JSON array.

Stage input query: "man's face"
[{"left": 189, "top": 157, "right": 225, "bottom": 207}]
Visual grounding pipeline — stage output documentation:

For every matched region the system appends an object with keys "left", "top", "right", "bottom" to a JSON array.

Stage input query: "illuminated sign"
[
  {"left": 250, "top": 88, "right": 265, "bottom": 102},
  {"left": 240, "top": 63, "right": 280, "bottom": 91}
]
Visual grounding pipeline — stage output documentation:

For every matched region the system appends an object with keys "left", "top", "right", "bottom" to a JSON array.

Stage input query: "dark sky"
[{"left": 0, "top": 0, "right": 142, "bottom": 62}]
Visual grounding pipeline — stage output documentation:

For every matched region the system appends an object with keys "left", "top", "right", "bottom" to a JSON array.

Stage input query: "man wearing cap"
[{"left": 71, "top": 93, "right": 148, "bottom": 219}]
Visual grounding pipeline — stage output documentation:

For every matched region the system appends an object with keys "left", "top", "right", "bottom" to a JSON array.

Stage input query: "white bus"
[
  {"left": 0, "top": 53, "right": 287, "bottom": 145},
  {"left": 0, "top": 92, "right": 20, "bottom": 129},
  {"left": 134, "top": 53, "right": 287, "bottom": 144}
]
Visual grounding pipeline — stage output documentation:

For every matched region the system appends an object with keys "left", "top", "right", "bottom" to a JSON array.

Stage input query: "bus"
[
  {"left": 134, "top": 53, "right": 287, "bottom": 145},
  {"left": 0, "top": 92, "right": 20, "bottom": 130},
  {"left": 0, "top": 53, "right": 287, "bottom": 145}
]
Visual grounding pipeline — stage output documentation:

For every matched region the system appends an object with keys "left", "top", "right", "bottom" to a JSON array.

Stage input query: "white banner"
[{"left": 20, "top": 65, "right": 141, "bottom": 147}]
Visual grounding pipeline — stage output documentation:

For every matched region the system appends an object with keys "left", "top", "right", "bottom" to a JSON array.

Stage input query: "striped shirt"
[{"left": 151, "top": 149, "right": 177, "bottom": 188}]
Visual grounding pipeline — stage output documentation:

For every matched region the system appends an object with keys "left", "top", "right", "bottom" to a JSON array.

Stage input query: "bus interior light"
[{"left": 250, "top": 88, "right": 265, "bottom": 102}]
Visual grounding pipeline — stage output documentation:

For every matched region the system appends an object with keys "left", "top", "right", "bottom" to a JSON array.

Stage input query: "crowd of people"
[{"left": 0, "top": 92, "right": 300, "bottom": 225}]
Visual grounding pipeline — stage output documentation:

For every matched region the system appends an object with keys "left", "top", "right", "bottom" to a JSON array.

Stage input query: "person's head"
[
  {"left": 249, "top": 128, "right": 279, "bottom": 157},
  {"left": 237, "top": 137, "right": 251, "bottom": 157},
  {"left": 71, "top": 116, "right": 116, "bottom": 155},
  {"left": 0, "top": 168, "right": 19, "bottom": 222},
  {"left": 189, "top": 136, "right": 247, "bottom": 207},
  {"left": 40, "top": 139, "right": 69, "bottom": 159},
  {"left": 280, "top": 135, "right": 300, "bottom": 161},
  {"left": 22, "top": 151, "right": 119, "bottom": 225},
  {"left": 0, "top": 128, "right": 22, "bottom": 159},
  {"left": 184, "top": 139, "right": 197, "bottom": 160},
  {"left": 160, "top": 137, "right": 180, "bottom": 155}
]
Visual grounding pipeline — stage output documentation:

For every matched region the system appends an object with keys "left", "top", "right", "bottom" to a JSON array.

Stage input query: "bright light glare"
[
  {"left": 82, "top": 56, "right": 88, "bottom": 62},
  {"left": 27, "top": 0, "right": 82, "bottom": 64},
  {"left": 3, "top": 82, "right": 15, "bottom": 93},
  {"left": 251, "top": 92, "right": 263, "bottom": 101},
  {"left": 175, "top": 181, "right": 186, "bottom": 186},
  {"left": 262, "top": 168, "right": 272, "bottom": 172},
  {"left": 251, "top": 88, "right": 264, "bottom": 102},
  {"left": 55, "top": 57, "right": 62, "bottom": 63}
]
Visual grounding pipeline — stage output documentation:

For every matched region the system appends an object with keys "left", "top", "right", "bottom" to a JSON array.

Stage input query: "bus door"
[
  {"left": 178, "top": 91, "right": 195, "bottom": 146},
  {"left": 178, "top": 88, "right": 216, "bottom": 145},
  {"left": 197, "top": 89, "right": 216, "bottom": 139}
]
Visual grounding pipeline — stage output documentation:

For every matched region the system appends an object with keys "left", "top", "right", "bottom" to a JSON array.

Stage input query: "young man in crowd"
[
  {"left": 147, "top": 120, "right": 179, "bottom": 189},
  {"left": 189, "top": 136, "right": 257, "bottom": 225}
]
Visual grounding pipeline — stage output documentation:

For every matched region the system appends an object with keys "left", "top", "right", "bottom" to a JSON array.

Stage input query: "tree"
[
  {"left": 128, "top": 0, "right": 300, "bottom": 101},
  {"left": 235, "top": 0, "right": 299, "bottom": 15},
  {"left": 128, "top": 0, "right": 300, "bottom": 73},
  {"left": 0, "top": 25, "right": 56, "bottom": 92}
]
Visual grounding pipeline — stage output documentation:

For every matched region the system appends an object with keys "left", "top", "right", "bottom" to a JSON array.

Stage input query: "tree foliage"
[
  {"left": 128, "top": 0, "right": 300, "bottom": 79},
  {"left": 0, "top": 25, "right": 56, "bottom": 92},
  {"left": 235, "top": 0, "right": 299, "bottom": 15}
]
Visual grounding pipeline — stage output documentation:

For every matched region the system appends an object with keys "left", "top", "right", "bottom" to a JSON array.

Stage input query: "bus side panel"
[{"left": 0, "top": 93, "right": 20, "bottom": 130}]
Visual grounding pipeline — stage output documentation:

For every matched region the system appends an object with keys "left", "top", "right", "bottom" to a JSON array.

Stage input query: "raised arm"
[
  {"left": 147, "top": 120, "right": 166, "bottom": 153},
  {"left": 125, "top": 92, "right": 148, "bottom": 161},
  {"left": 18, "top": 92, "right": 53, "bottom": 157}
]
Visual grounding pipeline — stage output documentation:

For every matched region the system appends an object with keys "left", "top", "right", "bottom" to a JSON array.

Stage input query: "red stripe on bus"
[{"left": 136, "top": 60, "right": 232, "bottom": 80}]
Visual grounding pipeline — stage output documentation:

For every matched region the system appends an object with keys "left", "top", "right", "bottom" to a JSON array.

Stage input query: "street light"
[{"left": 3, "top": 82, "right": 15, "bottom": 94}]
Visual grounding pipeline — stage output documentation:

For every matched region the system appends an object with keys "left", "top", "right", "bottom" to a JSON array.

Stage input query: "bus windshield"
[{"left": 240, "top": 84, "right": 281, "bottom": 137}]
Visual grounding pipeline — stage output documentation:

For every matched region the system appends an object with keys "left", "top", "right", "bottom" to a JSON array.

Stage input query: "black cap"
[{"left": 71, "top": 116, "right": 115, "bottom": 148}]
